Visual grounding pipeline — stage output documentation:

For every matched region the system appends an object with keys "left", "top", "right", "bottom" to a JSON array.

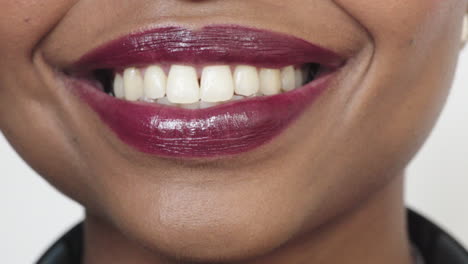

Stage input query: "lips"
[{"left": 64, "top": 25, "right": 345, "bottom": 158}]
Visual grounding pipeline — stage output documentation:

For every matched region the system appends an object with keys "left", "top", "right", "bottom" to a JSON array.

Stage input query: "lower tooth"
[
  {"left": 232, "top": 95, "right": 245, "bottom": 101},
  {"left": 157, "top": 97, "right": 176, "bottom": 106},
  {"left": 200, "top": 101, "right": 219, "bottom": 109},
  {"left": 181, "top": 102, "right": 200, "bottom": 110}
]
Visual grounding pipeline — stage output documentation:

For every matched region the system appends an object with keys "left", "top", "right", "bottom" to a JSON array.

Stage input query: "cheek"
[
  {"left": 333, "top": 0, "right": 465, "bottom": 107},
  {"left": 333, "top": 0, "right": 465, "bottom": 112},
  {"left": 325, "top": 0, "right": 465, "bottom": 210},
  {"left": 0, "top": 0, "right": 78, "bottom": 139},
  {"left": 0, "top": 0, "right": 77, "bottom": 64},
  {"left": 334, "top": 0, "right": 462, "bottom": 46}
]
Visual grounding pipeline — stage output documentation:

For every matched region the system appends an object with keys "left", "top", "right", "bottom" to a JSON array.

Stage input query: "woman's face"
[{"left": 0, "top": 0, "right": 466, "bottom": 261}]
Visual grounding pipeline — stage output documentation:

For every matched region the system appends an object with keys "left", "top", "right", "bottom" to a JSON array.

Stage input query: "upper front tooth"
[
  {"left": 234, "top": 65, "right": 260, "bottom": 96},
  {"left": 113, "top": 73, "right": 125, "bottom": 99},
  {"left": 166, "top": 65, "right": 200, "bottom": 104},
  {"left": 200, "top": 65, "right": 234, "bottom": 102},
  {"left": 295, "top": 68, "right": 303, "bottom": 88},
  {"left": 123, "top": 67, "right": 144, "bottom": 101},
  {"left": 144, "top": 65, "right": 166, "bottom": 99},
  {"left": 281, "top": 66, "right": 296, "bottom": 91},
  {"left": 259, "top": 68, "right": 281, "bottom": 95}
]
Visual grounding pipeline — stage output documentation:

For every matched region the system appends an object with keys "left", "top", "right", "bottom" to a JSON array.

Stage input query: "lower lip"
[{"left": 67, "top": 74, "right": 333, "bottom": 158}]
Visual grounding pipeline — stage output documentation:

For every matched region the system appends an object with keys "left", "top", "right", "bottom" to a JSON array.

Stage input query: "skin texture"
[{"left": 0, "top": 1, "right": 467, "bottom": 263}]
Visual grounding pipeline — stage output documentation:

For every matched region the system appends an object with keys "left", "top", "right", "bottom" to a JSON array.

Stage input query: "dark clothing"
[{"left": 37, "top": 209, "right": 468, "bottom": 264}]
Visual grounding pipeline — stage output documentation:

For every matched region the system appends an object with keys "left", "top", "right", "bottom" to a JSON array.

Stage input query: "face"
[{"left": 1, "top": 0, "right": 466, "bottom": 262}]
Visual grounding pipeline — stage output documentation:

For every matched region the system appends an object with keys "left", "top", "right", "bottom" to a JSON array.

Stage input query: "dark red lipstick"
[
  {"left": 67, "top": 25, "right": 344, "bottom": 158},
  {"left": 75, "top": 25, "right": 343, "bottom": 70}
]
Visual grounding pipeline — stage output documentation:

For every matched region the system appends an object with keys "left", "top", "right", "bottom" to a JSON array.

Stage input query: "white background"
[{"left": 1, "top": 50, "right": 467, "bottom": 264}]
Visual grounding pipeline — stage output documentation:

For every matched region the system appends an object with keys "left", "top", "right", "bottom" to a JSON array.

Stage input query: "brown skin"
[{"left": 1, "top": 1, "right": 467, "bottom": 263}]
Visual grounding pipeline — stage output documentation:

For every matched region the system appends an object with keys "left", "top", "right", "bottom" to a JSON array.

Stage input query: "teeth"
[
  {"left": 232, "top": 95, "right": 245, "bottom": 101},
  {"left": 123, "top": 67, "right": 144, "bottom": 101},
  {"left": 113, "top": 73, "right": 125, "bottom": 99},
  {"left": 156, "top": 97, "right": 177, "bottom": 106},
  {"left": 259, "top": 68, "right": 281, "bottom": 95},
  {"left": 166, "top": 65, "right": 200, "bottom": 104},
  {"left": 200, "top": 65, "right": 234, "bottom": 102},
  {"left": 295, "top": 68, "right": 303, "bottom": 89},
  {"left": 234, "top": 65, "right": 260, "bottom": 96},
  {"left": 112, "top": 64, "right": 317, "bottom": 108},
  {"left": 281, "top": 66, "right": 296, "bottom": 92},
  {"left": 144, "top": 65, "right": 166, "bottom": 99},
  {"left": 200, "top": 101, "right": 220, "bottom": 109},
  {"left": 181, "top": 102, "right": 200, "bottom": 110}
]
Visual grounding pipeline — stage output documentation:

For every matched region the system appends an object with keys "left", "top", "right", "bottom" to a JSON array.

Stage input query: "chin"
[{"left": 88, "top": 169, "right": 311, "bottom": 263}]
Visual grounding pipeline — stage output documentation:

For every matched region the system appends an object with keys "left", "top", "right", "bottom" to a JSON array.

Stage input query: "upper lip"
[{"left": 71, "top": 25, "right": 345, "bottom": 71}]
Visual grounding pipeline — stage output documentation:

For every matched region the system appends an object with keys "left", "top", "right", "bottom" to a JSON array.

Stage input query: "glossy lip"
[
  {"left": 73, "top": 25, "right": 344, "bottom": 71},
  {"left": 66, "top": 25, "right": 345, "bottom": 158}
]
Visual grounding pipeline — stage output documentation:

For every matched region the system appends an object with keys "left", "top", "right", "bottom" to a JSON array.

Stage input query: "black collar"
[{"left": 37, "top": 209, "right": 468, "bottom": 264}]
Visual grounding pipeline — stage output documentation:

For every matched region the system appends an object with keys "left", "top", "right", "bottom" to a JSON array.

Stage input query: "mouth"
[{"left": 61, "top": 25, "right": 345, "bottom": 158}]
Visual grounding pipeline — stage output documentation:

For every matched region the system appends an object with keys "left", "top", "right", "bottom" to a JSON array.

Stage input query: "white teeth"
[
  {"left": 234, "top": 65, "right": 260, "bottom": 96},
  {"left": 200, "top": 65, "right": 234, "bottom": 102},
  {"left": 232, "top": 95, "right": 245, "bottom": 101},
  {"left": 295, "top": 68, "right": 303, "bottom": 89},
  {"left": 200, "top": 101, "right": 219, "bottom": 109},
  {"left": 114, "top": 64, "right": 313, "bottom": 108},
  {"left": 123, "top": 67, "right": 144, "bottom": 101},
  {"left": 181, "top": 102, "right": 200, "bottom": 109},
  {"left": 113, "top": 73, "right": 125, "bottom": 99},
  {"left": 143, "top": 65, "right": 166, "bottom": 99},
  {"left": 281, "top": 66, "right": 296, "bottom": 91},
  {"left": 156, "top": 97, "right": 176, "bottom": 106},
  {"left": 166, "top": 65, "right": 200, "bottom": 104},
  {"left": 259, "top": 68, "right": 281, "bottom": 95}
]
